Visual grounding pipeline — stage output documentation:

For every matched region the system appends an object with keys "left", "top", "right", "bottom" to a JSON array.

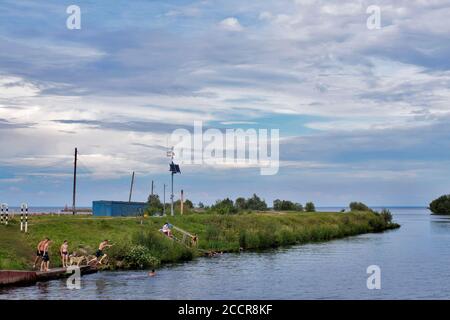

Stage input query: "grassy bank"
[{"left": 0, "top": 211, "right": 399, "bottom": 270}]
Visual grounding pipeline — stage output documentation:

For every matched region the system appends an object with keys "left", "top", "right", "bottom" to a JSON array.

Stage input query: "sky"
[{"left": 1, "top": 0, "right": 450, "bottom": 207}]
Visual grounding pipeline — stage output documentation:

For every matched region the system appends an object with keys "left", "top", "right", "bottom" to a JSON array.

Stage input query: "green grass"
[{"left": 0, "top": 211, "right": 399, "bottom": 270}]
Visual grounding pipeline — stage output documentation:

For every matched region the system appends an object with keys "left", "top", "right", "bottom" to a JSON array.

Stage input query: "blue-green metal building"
[{"left": 92, "top": 201, "right": 147, "bottom": 217}]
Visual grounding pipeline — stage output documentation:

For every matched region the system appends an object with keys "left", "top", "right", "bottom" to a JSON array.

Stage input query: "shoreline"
[{"left": 0, "top": 211, "right": 400, "bottom": 275}]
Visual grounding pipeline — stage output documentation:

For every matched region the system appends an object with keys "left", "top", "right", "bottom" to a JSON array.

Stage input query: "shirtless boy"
[
  {"left": 88, "top": 240, "right": 113, "bottom": 265},
  {"left": 60, "top": 240, "right": 69, "bottom": 268},
  {"left": 33, "top": 238, "right": 48, "bottom": 269}
]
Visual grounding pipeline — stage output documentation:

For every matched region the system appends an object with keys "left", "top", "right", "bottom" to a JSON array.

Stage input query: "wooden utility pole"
[
  {"left": 163, "top": 184, "right": 166, "bottom": 216},
  {"left": 181, "top": 189, "right": 184, "bottom": 215},
  {"left": 129, "top": 171, "right": 135, "bottom": 202},
  {"left": 72, "top": 147, "right": 77, "bottom": 215}
]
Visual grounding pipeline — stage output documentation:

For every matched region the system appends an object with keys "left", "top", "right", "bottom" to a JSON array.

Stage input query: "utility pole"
[
  {"left": 151, "top": 180, "right": 154, "bottom": 196},
  {"left": 72, "top": 147, "right": 77, "bottom": 215},
  {"left": 181, "top": 189, "right": 184, "bottom": 215},
  {"left": 167, "top": 146, "right": 180, "bottom": 216},
  {"left": 171, "top": 171, "right": 174, "bottom": 216},
  {"left": 163, "top": 184, "right": 166, "bottom": 216},
  {"left": 129, "top": 171, "right": 135, "bottom": 202}
]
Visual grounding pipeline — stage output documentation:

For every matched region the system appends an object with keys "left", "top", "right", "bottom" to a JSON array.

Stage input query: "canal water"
[{"left": 1, "top": 208, "right": 449, "bottom": 300}]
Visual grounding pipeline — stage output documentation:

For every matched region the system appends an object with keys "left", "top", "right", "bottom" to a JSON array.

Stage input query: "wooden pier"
[{"left": 0, "top": 265, "right": 97, "bottom": 287}]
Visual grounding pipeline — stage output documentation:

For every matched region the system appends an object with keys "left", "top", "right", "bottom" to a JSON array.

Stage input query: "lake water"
[{"left": 1, "top": 207, "right": 450, "bottom": 300}]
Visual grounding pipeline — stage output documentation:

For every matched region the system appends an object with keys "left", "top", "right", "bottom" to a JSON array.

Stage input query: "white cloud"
[{"left": 219, "top": 17, "right": 243, "bottom": 31}]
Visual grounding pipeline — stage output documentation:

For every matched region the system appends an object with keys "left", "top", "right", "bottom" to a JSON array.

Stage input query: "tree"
[
  {"left": 429, "top": 195, "right": 450, "bottom": 215},
  {"left": 305, "top": 202, "right": 316, "bottom": 212},
  {"left": 349, "top": 202, "right": 370, "bottom": 212},
  {"left": 211, "top": 198, "right": 238, "bottom": 214},
  {"left": 273, "top": 199, "right": 303, "bottom": 211},
  {"left": 198, "top": 202, "right": 205, "bottom": 209},
  {"left": 235, "top": 197, "right": 247, "bottom": 211},
  {"left": 379, "top": 209, "right": 393, "bottom": 223},
  {"left": 174, "top": 199, "right": 194, "bottom": 214},
  {"left": 184, "top": 199, "right": 194, "bottom": 209},
  {"left": 246, "top": 194, "right": 268, "bottom": 211},
  {"left": 147, "top": 194, "right": 163, "bottom": 215}
]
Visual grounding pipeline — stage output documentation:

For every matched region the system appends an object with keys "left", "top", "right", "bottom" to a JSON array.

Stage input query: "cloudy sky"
[{"left": 1, "top": 0, "right": 450, "bottom": 207}]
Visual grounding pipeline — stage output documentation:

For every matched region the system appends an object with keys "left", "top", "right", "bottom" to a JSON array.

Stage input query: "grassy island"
[{"left": 0, "top": 211, "right": 399, "bottom": 270}]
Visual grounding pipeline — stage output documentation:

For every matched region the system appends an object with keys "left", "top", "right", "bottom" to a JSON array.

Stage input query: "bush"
[
  {"left": 132, "top": 231, "right": 194, "bottom": 263},
  {"left": 305, "top": 202, "right": 316, "bottom": 212},
  {"left": 380, "top": 209, "right": 393, "bottom": 224},
  {"left": 245, "top": 194, "right": 268, "bottom": 211},
  {"left": 235, "top": 197, "right": 247, "bottom": 211},
  {"left": 211, "top": 198, "right": 238, "bottom": 214},
  {"left": 349, "top": 202, "right": 370, "bottom": 211},
  {"left": 273, "top": 199, "right": 303, "bottom": 211},
  {"left": 123, "top": 245, "right": 160, "bottom": 269},
  {"left": 429, "top": 195, "right": 450, "bottom": 215},
  {"left": 146, "top": 194, "right": 163, "bottom": 215}
]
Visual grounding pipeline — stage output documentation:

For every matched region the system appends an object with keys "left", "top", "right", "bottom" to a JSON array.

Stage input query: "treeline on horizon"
[
  {"left": 144, "top": 191, "right": 395, "bottom": 220},
  {"left": 146, "top": 192, "right": 329, "bottom": 215}
]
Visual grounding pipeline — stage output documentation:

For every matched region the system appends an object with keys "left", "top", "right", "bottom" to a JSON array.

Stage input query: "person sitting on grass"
[
  {"left": 40, "top": 239, "right": 52, "bottom": 272},
  {"left": 88, "top": 240, "right": 113, "bottom": 265},
  {"left": 161, "top": 222, "right": 172, "bottom": 237},
  {"left": 60, "top": 240, "right": 69, "bottom": 268}
]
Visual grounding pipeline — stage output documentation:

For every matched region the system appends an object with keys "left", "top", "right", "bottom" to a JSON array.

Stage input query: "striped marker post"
[
  {"left": 0, "top": 204, "right": 3, "bottom": 225},
  {"left": 5, "top": 205, "right": 8, "bottom": 226},
  {"left": 21, "top": 203, "right": 28, "bottom": 233},
  {"left": 20, "top": 206, "right": 24, "bottom": 231},
  {"left": 25, "top": 204, "right": 28, "bottom": 233}
]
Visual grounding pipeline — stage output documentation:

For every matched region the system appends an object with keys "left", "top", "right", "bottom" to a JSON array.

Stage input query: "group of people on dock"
[{"left": 33, "top": 238, "right": 113, "bottom": 271}]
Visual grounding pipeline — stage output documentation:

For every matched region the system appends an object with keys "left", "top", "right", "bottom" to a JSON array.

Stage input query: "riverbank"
[{"left": 0, "top": 211, "right": 399, "bottom": 271}]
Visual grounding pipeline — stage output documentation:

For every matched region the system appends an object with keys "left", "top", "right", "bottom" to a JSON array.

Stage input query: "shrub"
[
  {"left": 124, "top": 245, "right": 160, "bottom": 269},
  {"left": 349, "top": 202, "right": 370, "bottom": 211},
  {"left": 380, "top": 209, "right": 393, "bottom": 224},
  {"left": 305, "top": 202, "right": 316, "bottom": 212},
  {"left": 235, "top": 197, "right": 247, "bottom": 211},
  {"left": 429, "top": 195, "right": 450, "bottom": 215},
  {"left": 273, "top": 199, "right": 303, "bottom": 211},
  {"left": 146, "top": 194, "right": 163, "bottom": 215},
  {"left": 211, "top": 198, "right": 238, "bottom": 214},
  {"left": 245, "top": 194, "right": 268, "bottom": 211},
  {"left": 132, "top": 231, "right": 194, "bottom": 263}
]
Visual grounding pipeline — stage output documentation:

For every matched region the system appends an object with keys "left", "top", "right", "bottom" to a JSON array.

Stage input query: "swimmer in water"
[{"left": 148, "top": 269, "right": 156, "bottom": 277}]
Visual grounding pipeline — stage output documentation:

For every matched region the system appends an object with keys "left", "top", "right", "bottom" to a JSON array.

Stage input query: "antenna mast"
[{"left": 72, "top": 147, "right": 78, "bottom": 215}]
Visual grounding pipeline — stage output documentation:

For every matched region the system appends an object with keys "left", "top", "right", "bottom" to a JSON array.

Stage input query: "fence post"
[
  {"left": 20, "top": 206, "right": 24, "bottom": 231},
  {"left": 25, "top": 207, "right": 28, "bottom": 233},
  {"left": 21, "top": 203, "right": 29, "bottom": 233}
]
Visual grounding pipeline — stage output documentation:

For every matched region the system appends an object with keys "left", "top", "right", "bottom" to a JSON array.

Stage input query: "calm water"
[{"left": 1, "top": 207, "right": 450, "bottom": 300}]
